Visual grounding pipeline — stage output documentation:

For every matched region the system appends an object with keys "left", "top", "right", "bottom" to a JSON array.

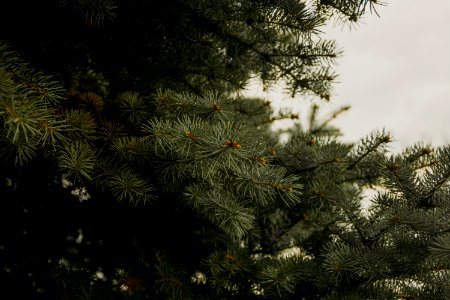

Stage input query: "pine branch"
[
  {"left": 257, "top": 256, "right": 306, "bottom": 298},
  {"left": 184, "top": 185, "right": 255, "bottom": 239},
  {"left": 233, "top": 164, "right": 303, "bottom": 207},
  {"left": 428, "top": 233, "right": 450, "bottom": 263},
  {"left": 58, "top": 141, "right": 96, "bottom": 182},
  {"left": 58, "top": 0, "right": 117, "bottom": 27},
  {"left": 347, "top": 129, "right": 392, "bottom": 170}
]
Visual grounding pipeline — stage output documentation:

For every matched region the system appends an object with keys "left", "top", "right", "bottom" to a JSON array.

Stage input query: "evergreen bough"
[{"left": 1, "top": 0, "right": 449, "bottom": 299}]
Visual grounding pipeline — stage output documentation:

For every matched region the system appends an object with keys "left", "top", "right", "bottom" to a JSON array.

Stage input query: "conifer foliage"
[{"left": 1, "top": 0, "right": 449, "bottom": 299}]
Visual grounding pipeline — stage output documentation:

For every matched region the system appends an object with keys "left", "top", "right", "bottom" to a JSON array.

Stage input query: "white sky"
[{"left": 245, "top": 0, "right": 450, "bottom": 153}]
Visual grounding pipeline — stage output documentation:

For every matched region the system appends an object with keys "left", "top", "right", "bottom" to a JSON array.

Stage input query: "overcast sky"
[{"left": 246, "top": 0, "right": 450, "bottom": 153}]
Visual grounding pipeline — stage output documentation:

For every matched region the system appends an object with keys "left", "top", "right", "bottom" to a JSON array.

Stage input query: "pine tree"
[{"left": 1, "top": 0, "right": 449, "bottom": 299}]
